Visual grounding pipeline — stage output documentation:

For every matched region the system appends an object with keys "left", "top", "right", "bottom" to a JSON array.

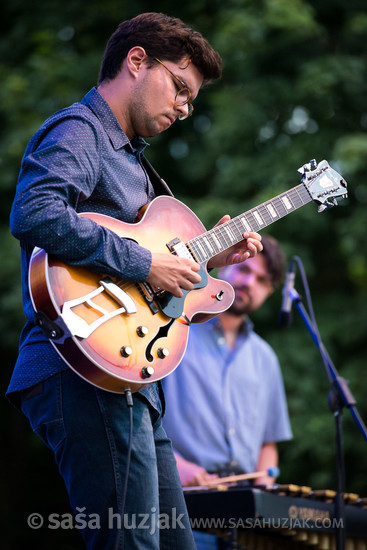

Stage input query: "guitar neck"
[{"left": 188, "top": 183, "right": 311, "bottom": 263}]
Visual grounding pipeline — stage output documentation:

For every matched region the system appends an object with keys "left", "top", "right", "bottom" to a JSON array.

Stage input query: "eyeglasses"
[{"left": 152, "top": 57, "right": 194, "bottom": 120}]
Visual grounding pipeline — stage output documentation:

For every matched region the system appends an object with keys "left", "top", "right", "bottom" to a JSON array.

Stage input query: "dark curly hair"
[
  {"left": 98, "top": 12, "right": 222, "bottom": 86},
  {"left": 260, "top": 234, "right": 287, "bottom": 289}
]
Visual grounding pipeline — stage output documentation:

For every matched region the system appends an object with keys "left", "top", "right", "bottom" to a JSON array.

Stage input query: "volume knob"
[
  {"left": 157, "top": 347, "right": 169, "bottom": 359},
  {"left": 136, "top": 326, "right": 149, "bottom": 337},
  {"left": 120, "top": 346, "right": 133, "bottom": 358},
  {"left": 141, "top": 366, "right": 155, "bottom": 379}
]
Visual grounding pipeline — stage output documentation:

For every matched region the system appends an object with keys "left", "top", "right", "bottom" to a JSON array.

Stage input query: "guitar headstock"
[{"left": 298, "top": 159, "right": 348, "bottom": 212}]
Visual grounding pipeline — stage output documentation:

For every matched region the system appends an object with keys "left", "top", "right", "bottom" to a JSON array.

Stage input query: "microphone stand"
[{"left": 287, "top": 284, "right": 367, "bottom": 550}]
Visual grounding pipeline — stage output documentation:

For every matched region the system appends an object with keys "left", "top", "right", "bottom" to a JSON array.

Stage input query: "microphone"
[{"left": 278, "top": 259, "right": 296, "bottom": 328}]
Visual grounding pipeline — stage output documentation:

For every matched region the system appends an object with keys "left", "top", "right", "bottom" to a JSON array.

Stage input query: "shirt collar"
[
  {"left": 81, "top": 87, "right": 149, "bottom": 154},
  {"left": 212, "top": 315, "right": 254, "bottom": 337}
]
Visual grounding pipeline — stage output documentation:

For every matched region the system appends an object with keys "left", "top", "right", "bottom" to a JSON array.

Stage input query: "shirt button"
[
  {"left": 229, "top": 428, "right": 236, "bottom": 436},
  {"left": 218, "top": 337, "right": 225, "bottom": 345}
]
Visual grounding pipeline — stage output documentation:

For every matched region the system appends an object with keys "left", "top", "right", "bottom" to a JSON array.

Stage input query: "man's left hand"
[{"left": 207, "top": 215, "right": 263, "bottom": 269}]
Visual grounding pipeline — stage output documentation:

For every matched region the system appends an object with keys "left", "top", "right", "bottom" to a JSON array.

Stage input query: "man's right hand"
[
  {"left": 174, "top": 453, "right": 218, "bottom": 487},
  {"left": 147, "top": 253, "right": 201, "bottom": 298}
]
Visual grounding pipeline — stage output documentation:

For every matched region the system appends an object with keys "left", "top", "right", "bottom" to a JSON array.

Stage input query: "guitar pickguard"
[{"left": 155, "top": 265, "right": 208, "bottom": 319}]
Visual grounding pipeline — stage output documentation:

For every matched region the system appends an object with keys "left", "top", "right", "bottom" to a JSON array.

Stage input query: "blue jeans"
[{"left": 20, "top": 370, "right": 196, "bottom": 549}]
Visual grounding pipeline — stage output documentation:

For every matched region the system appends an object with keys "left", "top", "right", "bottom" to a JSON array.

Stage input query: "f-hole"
[{"left": 145, "top": 319, "right": 175, "bottom": 362}]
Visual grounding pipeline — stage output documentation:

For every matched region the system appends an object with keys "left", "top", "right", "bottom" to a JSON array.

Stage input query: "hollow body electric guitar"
[{"left": 30, "top": 160, "right": 347, "bottom": 393}]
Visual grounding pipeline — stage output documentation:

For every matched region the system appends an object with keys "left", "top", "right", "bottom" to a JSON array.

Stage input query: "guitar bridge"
[{"left": 136, "top": 282, "right": 160, "bottom": 314}]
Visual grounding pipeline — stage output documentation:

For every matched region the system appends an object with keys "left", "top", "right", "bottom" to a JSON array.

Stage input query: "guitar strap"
[
  {"left": 141, "top": 155, "right": 174, "bottom": 198},
  {"left": 141, "top": 154, "right": 173, "bottom": 415}
]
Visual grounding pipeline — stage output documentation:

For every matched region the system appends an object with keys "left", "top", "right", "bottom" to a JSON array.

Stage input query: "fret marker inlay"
[
  {"left": 281, "top": 196, "right": 293, "bottom": 210},
  {"left": 266, "top": 204, "right": 277, "bottom": 218},
  {"left": 240, "top": 217, "right": 251, "bottom": 231},
  {"left": 253, "top": 210, "right": 264, "bottom": 226}
]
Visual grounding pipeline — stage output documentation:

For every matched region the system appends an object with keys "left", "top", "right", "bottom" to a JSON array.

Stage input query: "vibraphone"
[{"left": 184, "top": 484, "right": 367, "bottom": 549}]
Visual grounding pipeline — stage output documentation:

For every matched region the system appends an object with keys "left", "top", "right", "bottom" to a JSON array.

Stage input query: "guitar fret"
[
  {"left": 210, "top": 232, "right": 222, "bottom": 251},
  {"left": 191, "top": 240, "right": 206, "bottom": 262},
  {"left": 229, "top": 220, "right": 244, "bottom": 241},
  {"left": 293, "top": 188, "right": 303, "bottom": 205},
  {"left": 194, "top": 230, "right": 224, "bottom": 262},
  {"left": 219, "top": 228, "right": 231, "bottom": 248},
  {"left": 233, "top": 217, "right": 248, "bottom": 236},
  {"left": 214, "top": 226, "right": 232, "bottom": 248},
  {"left": 233, "top": 220, "right": 247, "bottom": 241},
  {"left": 290, "top": 189, "right": 304, "bottom": 206},
  {"left": 297, "top": 185, "right": 312, "bottom": 204},
  {"left": 212, "top": 227, "right": 229, "bottom": 251},
  {"left": 272, "top": 197, "right": 287, "bottom": 217},
  {"left": 202, "top": 236, "right": 214, "bottom": 255},
  {"left": 257, "top": 205, "right": 272, "bottom": 225},
  {"left": 186, "top": 241, "right": 198, "bottom": 261},
  {"left": 208, "top": 233, "right": 222, "bottom": 255},
  {"left": 246, "top": 211, "right": 260, "bottom": 232},
  {"left": 200, "top": 237, "right": 212, "bottom": 257},
  {"left": 186, "top": 243, "right": 200, "bottom": 263},
  {"left": 223, "top": 224, "right": 236, "bottom": 242}
]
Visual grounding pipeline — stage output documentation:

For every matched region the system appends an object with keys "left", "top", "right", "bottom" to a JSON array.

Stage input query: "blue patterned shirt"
[{"left": 8, "top": 87, "right": 161, "bottom": 409}]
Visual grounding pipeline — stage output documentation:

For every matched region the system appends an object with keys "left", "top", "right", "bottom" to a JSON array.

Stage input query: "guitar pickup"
[{"left": 167, "top": 237, "right": 197, "bottom": 261}]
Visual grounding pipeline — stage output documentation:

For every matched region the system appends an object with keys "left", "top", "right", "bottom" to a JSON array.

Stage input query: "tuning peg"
[
  {"left": 318, "top": 198, "right": 338, "bottom": 213},
  {"left": 297, "top": 164, "right": 308, "bottom": 175},
  {"left": 297, "top": 159, "right": 317, "bottom": 175}
]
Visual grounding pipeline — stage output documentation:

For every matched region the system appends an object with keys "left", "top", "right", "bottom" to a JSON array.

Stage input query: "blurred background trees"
[{"left": 1, "top": 0, "right": 366, "bottom": 547}]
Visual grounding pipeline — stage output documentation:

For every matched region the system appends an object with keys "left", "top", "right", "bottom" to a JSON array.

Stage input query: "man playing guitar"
[{"left": 7, "top": 12, "right": 262, "bottom": 549}]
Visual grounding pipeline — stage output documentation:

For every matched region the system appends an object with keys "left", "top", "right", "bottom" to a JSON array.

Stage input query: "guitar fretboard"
[{"left": 188, "top": 183, "right": 311, "bottom": 263}]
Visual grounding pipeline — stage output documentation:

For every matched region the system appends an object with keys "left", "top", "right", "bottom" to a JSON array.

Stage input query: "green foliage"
[{"left": 1, "top": 1, "right": 367, "bottom": 547}]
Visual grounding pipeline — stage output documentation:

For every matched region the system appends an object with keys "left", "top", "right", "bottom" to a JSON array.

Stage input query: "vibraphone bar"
[{"left": 184, "top": 484, "right": 367, "bottom": 549}]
